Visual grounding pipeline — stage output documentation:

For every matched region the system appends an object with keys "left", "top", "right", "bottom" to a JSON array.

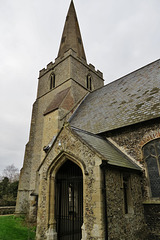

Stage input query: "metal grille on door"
[{"left": 55, "top": 160, "right": 83, "bottom": 240}]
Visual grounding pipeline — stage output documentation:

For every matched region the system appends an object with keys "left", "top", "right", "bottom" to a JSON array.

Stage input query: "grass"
[{"left": 0, "top": 215, "right": 36, "bottom": 240}]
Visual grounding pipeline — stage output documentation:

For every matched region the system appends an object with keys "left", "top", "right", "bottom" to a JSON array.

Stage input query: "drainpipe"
[{"left": 100, "top": 161, "right": 108, "bottom": 240}]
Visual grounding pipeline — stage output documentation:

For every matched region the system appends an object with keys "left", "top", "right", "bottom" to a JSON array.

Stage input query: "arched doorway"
[{"left": 55, "top": 160, "right": 83, "bottom": 240}]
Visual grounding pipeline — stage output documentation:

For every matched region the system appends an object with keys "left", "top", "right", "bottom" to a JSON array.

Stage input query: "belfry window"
[
  {"left": 87, "top": 75, "right": 92, "bottom": 91},
  {"left": 50, "top": 73, "right": 55, "bottom": 89},
  {"left": 143, "top": 138, "right": 160, "bottom": 198}
]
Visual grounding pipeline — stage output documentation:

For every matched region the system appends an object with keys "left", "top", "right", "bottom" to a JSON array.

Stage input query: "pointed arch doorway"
[{"left": 55, "top": 160, "right": 83, "bottom": 240}]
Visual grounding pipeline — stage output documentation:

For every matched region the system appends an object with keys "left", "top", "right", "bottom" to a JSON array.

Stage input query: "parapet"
[
  {"left": 39, "top": 49, "right": 103, "bottom": 79},
  {"left": 39, "top": 49, "right": 78, "bottom": 78},
  {"left": 97, "top": 70, "right": 103, "bottom": 78},
  {"left": 88, "top": 64, "right": 103, "bottom": 78},
  {"left": 89, "top": 64, "right": 95, "bottom": 71},
  {"left": 39, "top": 62, "right": 54, "bottom": 78}
]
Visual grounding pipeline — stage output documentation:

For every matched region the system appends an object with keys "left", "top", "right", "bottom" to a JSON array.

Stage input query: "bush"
[{"left": 0, "top": 177, "right": 18, "bottom": 206}]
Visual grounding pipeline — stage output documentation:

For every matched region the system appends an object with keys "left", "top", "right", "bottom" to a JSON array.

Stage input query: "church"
[{"left": 16, "top": 1, "right": 160, "bottom": 240}]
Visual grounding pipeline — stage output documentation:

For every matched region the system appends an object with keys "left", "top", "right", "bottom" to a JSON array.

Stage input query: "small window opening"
[
  {"left": 122, "top": 174, "right": 133, "bottom": 215},
  {"left": 87, "top": 75, "right": 92, "bottom": 91},
  {"left": 123, "top": 176, "right": 129, "bottom": 214},
  {"left": 50, "top": 73, "right": 55, "bottom": 90}
]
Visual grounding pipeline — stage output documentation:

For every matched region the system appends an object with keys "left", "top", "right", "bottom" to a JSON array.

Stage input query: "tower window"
[
  {"left": 143, "top": 138, "right": 160, "bottom": 198},
  {"left": 50, "top": 73, "right": 55, "bottom": 90},
  {"left": 87, "top": 75, "right": 92, "bottom": 91}
]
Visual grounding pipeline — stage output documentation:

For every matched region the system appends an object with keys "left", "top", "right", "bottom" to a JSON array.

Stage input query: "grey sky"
[{"left": 0, "top": 0, "right": 160, "bottom": 174}]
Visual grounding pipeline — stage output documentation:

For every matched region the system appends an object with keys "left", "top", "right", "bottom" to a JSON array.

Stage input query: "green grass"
[{"left": 0, "top": 215, "right": 36, "bottom": 240}]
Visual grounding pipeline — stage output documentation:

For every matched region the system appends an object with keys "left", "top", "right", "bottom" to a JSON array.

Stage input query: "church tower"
[{"left": 16, "top": 1, "right": 104, "bottom": 221}]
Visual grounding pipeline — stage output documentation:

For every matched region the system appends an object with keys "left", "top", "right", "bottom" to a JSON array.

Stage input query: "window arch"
[
  {"left": 142, "top": 138, "right": 160, "bottom": 198},
  {"left": 86, "top": 75, "right": 92, "bottom": 91},
  {"left": 50, "top": 73, "right": 55, "bottom": 90}
]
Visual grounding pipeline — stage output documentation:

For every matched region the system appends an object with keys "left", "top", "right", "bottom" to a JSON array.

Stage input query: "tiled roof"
[
  {"left": 44, "top": 88, "right": 70, "bottom": 115},
  {"left": 70, "top": 59, "right": 160, "bottom": 133},
  {"left": 72, "top": 127, "right": 141, "bottom": 171}
]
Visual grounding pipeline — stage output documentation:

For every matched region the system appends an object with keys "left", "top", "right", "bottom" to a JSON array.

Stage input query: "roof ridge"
[
  {"left": 71, "top": 126, "right": 104, "bottom": 139},
  {"left": 104, "top": 58, "right": 160, "bottom": 88}
]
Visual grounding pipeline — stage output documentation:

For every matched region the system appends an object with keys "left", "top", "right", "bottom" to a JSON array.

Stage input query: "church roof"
[
  {"left": 70, "top": 59, "right": 160, "bottom": 133},
  {"left": 44, "top": 87, "right": 71, "bottom": 115},
  {"left": 57, "top": 1, "right": 86, "bottom": 61},
  {"left": 72, "top": 127, "right": 141, "bottom": 171}
]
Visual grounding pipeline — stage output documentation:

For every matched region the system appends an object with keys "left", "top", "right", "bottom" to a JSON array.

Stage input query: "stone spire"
[{"left": 57, "top": 1, "right": 86, "bottom": 61}]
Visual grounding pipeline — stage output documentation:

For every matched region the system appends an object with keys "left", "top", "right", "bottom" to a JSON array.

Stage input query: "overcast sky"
[{"left": 0, "top": 0, "right": 160, "bottom": 175}]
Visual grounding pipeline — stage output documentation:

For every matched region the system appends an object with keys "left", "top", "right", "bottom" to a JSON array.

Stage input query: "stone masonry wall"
[
  {"left": 104, "top": 119, "right": 160, "bottom": 196},
  {"left": 105, "top": 168, "right": 147, "bottom": 240},
  {"left": 104, "top": 119, "right": 160, "bottom": 239},
  {"left": 15, "top": 100, "right": 38, "bottom": 215},
  {"left": 38, "top": 50, "right": 104, "bottom": 99},
  {"left": 144, "top": 203, "right": 160, "bottom": 240},
  {"left": 37, "top": 56, "right": 70, "bottom": 98},
  {"left": 17, "top": 49, "right": 104, "bottom": 225},
  {"left": 70, "top": 55, "right": 104, "bottom": 91},
  {"left": 36, "top": 125, "right": 149, "bottom": 240},
  {"left": 105, "top": 119, "right": 160, "bottom": 167},
  {"left": 17, "top": 51, "right": 104, "bottom": 219},
  {"left": 36, "top": 126, "right": 105, "bottom": 240}
]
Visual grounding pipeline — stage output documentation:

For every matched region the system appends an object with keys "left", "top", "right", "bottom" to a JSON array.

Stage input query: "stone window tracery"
[{"left": 143, "top": 138, "right": 160, "bottom": 198}]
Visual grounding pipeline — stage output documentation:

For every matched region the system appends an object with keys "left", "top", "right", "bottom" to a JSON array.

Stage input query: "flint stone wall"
[
  {"left": 36, "top": 126, "right": 104, "bottom": 240},
  {"left": 144, "top": 203, "right": 160, "bottom": 240},
  {"left": 105, "top": 168, "right": 147, "bottom": 240},
  {"left": 104, "top": 119, "right": 160, "bottom": 239}
]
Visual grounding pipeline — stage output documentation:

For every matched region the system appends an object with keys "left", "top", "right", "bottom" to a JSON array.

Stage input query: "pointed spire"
[{"left": 57, "top": 1, "right": 86, "bottom": 61}]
